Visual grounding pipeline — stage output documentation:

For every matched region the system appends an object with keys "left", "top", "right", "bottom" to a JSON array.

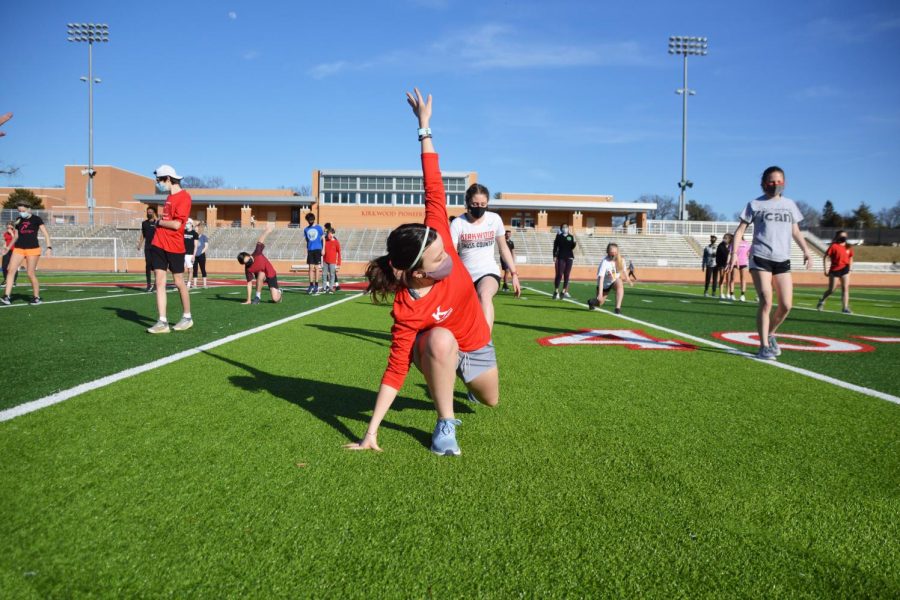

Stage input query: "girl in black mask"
[{"left": 817, "top": 230, "right": 854, "bottom": 313}]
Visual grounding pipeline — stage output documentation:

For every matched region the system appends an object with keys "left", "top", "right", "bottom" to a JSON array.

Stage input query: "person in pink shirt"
[{"left": 734, "top": 233, "right": 751, "bottom": 302}]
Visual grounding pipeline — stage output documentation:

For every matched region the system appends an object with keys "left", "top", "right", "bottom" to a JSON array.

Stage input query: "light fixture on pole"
[
  {"left": 668, "top": 35, "right": 707, "bottom": 221},
  {"left": 67, "top": 23, "right": 109, "bottom": 226}
]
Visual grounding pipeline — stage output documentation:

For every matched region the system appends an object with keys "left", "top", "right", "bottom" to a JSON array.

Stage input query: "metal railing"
[{"left": 0, "top": 207, "right": 144, "bottom": 228}]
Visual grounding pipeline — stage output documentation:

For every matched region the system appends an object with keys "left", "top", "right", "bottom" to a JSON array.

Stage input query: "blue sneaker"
[
  {"left": 768, "top": 335, "right": 782, "bottom": 357},
  {"left": 466, "top": 391, "right": 478, "bottom": 404},
  {"left": 431, "top": 418, "right": 462, "bottom": 456},
  {"left": 756, "top": 346, "right": 778, "bottom": 361}
]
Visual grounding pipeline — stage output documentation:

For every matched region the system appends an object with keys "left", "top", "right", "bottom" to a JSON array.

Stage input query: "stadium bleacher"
[{"left": 42, "top": 224, "right": 898, "bottom": 272}]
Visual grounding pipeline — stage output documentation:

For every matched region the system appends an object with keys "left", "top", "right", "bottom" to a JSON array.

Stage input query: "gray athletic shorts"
[
  {"left": 415, "top": 333, "right": 497, "bottom": 383},
  {"left": 457, "top": 341, "right": 497, "bottom": 383}
]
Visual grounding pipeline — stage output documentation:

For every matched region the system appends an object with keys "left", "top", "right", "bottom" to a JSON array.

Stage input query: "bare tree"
[
  {"left": 794, "top": 200, "right": 821, "bottom": 227},
  {"left": 640, "top": 194, "right": 677, "bottom": 220},
  {"left": 182, "top": 175, "right": 225, "bottom": 188},
  {"left": 876, "top": 200, "right": 900, "bottom": 228}
]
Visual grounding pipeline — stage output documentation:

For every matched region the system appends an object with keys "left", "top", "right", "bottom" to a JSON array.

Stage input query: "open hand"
[
  {"left": 406, "top": 88, "right": 432, "bottom": 126},
  {"left": 343, "top": 434, "right": 382, "bottom": 452}
]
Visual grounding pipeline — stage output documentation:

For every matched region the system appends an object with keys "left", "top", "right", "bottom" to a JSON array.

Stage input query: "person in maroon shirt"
[
  {"left": 147, "top": 165, "right": 193, "bottom": 333},
  {"left": 238, "top": 226, "right": 282, "bottom": 304}
]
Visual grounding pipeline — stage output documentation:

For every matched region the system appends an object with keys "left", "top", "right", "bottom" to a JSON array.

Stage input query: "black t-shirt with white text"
[
  {"left": 14, "top": 214, "right": 44, "bottom": 249},
  {"left": 184, "top": 230, "right": 199, "bottom": 254}
]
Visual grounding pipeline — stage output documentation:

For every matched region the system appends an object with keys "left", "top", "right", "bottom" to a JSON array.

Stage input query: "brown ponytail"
[{"left": 365, "top": 223, "right": 437, "bottom": 303}]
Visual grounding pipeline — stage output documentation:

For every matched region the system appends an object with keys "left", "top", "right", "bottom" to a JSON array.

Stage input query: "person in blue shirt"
[{"left": 303, "top": 212, "right": 325, "bottom": 294}]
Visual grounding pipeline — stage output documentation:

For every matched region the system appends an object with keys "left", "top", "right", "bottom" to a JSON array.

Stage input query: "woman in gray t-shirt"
[{"left": 728, "top": 166, "right": 812, "bottom": 361}]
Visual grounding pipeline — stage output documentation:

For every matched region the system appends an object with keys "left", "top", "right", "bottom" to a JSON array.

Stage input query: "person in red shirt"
[
  {"left": 322, "top": 229, "right": 342, "bottom": 293},
  {"left": 147, "top": 165, "right": 193, "bottom": 333},
  {"left": 344, "top": 89, "right": 498, "bottom": 457},
  {"left": 238, "top": 226, "right": 282, "bottom": 304},
  {"left": 817, "top": 230, "right": 854, "bottom": 314}
]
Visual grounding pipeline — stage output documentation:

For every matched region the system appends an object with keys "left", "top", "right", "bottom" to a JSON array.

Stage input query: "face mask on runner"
[
  {"left": 837, "top": 236, "right": 847, "bottom": 243},
  {"left": 561, "top": 226, "right": 569, "bottom": 235},
  {"left": 18, "top": 211, "right": 29, "bottom": 218},
  {"left": 156, "top": 180, "right": 169, "bottom": 194},
  {"left": 423, "top": 254, "right": 453, "bottom": 281},
  {"left": 468, "top": 205, "right": 486, "bottom": 219},
  {"left": 763, "top": 183, "right": 785, "bottom": 197}
]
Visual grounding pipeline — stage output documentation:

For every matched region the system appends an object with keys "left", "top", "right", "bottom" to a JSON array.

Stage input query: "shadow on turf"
[
  {"left": 103, "top": 306, "right": 156, "bottom": 327},
  {"left": 305, "top": 324, "right": 391, "bottom": 346},
  {"left": 205, "top": 352, "right": 475, "bottom": 448}
]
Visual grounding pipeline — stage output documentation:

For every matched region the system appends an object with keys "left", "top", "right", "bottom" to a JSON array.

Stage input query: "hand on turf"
[
  {"left": 241, "top": 300, "right": 252, "bottom": 305},
  {"left": 343, "top": 435, "right": 382, "bottom": 452},
  {"left": 512, "top": 275, "right": 521, "bottom": 298},
  {"left": 406, "top": 88, "right": 432, "bottom": 127}
]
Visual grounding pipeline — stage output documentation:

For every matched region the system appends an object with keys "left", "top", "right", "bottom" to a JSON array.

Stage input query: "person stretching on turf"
[
  {"left": 727, "top": 165, "right": 812, "bottom": 360},
  {"left": 588, "top": 243, "right": 629, "bottom": 314},
  {"left": 238, "top": 226, "right": 282, "bottom": 304},
  {"left": 344, "top": 88, "right": 499, "bottom": 457}
]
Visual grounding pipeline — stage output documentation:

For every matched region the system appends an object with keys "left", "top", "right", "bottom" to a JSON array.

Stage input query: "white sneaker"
[
  {"left": 172, "top": 317, "right": 193, "bottom": 331},
  {"left": 147, "top": 320, "right": 170, "bottom": 334},
  {"left": 740, "top": 294, "right": 746, "bottom": 302}
]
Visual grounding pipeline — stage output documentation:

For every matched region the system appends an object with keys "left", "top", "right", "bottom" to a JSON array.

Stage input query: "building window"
[
  {"left": 396, "top": 176, "right": 423, "bottom": 191},
  {"left": 360, "top": 176, "right": 393, "bottom": 191},
  {"left": 323, "top": 191, "right": 356, "bottom": 204},
  {"left": 323, "top": 175, "right": 358, "bottom": 190},
  {"left": 360, "top": 192, "right": 392, "bottom": 205},
  {"left": 447, "top": 193, "right": 464, "bottom": 206},
  {"left": 443, "top": 177, "right": 466, "bottom": 192},
  {"left": 397, "top": 192, "right": 423, "bottom": 205}
]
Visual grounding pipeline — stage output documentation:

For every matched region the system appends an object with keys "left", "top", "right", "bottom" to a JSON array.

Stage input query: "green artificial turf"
[
  {"left": 0, "top": 283, "right": 349, "bottom": 410},
  {"left": 1, "top": 286, "right": 898, "bottom": 597},
  {"left": 533, "top": 282, "right": 900, "bottom": 397}
]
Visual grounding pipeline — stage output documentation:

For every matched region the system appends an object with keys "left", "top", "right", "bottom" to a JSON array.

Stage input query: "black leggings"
[
  {"left": 554, "top": 257, "right": 573, "bottom": 289},
  {"left": 144, "top": 253, "right": 153, "bottom": 285},
  {"left": 193, "top": 254, "right": 207, "bottom": 278},
  {"left": 704, "top": 266, "right": 719, "bottom": 293}
]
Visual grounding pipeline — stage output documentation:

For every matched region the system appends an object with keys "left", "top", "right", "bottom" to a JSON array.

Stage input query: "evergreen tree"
[{"left": 820, "top": 200, "right": 842, "bottom": 227}]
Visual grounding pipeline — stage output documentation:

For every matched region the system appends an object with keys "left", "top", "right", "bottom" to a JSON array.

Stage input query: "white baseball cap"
[{"left": 154, "top": 164, "right": 182, "bottom": 180}]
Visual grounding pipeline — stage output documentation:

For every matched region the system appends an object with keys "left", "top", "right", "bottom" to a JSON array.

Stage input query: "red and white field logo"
[
  {"left": 712, "top": 332, "right": 875, "bottom": 353},
  {"left": 538, "top": 329, "right": 695, "bottom": 351}
]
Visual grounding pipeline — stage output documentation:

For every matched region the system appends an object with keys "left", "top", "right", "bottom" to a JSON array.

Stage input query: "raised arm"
[
  {"left": 407, "top": 88, "right": 451, "bottom": 241},
  {"left": 407, "top": 88, "right": 434, "bottom": 155},
  {"left": 257, "top": 224, "right": 274, "bottom": 245}
]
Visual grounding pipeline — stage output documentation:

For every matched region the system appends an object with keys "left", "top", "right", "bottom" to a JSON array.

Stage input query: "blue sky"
[{"left": 2, "top": 0, "right": 899, "bottom": 219}]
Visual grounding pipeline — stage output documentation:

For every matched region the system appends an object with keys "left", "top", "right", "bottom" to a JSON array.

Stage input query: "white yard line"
[
  {"left": 524, "top": 286, "right": 900, "bottom": 405},
  {"left": 1, "top": 291, "right": 145, "bottom": 308},
  {"left": 0, "top": 293, "right": 363, "bottom": 422},
  {"left": 641, "top": 285, "right": 900, "bottom": 323}
]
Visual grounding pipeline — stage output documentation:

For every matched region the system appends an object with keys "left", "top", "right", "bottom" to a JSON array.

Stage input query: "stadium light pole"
[
  {"left": 67, "top": 23, "right": 109, "bottom": 226},
  {"left": 668, "top": 35, "right": 707, "bottom": 221}
]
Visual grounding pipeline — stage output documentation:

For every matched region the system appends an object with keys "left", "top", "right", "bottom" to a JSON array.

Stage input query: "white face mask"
[{"left": 18, "top": 211, "right": 30, "bottom": 218}]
